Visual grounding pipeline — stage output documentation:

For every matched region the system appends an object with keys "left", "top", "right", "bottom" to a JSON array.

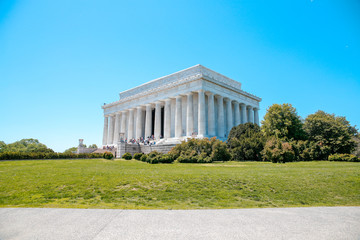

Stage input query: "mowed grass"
[{"left": 0, "top": 159, "right": 359, "bottom": 209}]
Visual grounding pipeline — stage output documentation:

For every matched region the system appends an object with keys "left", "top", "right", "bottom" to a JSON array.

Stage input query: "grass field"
[{"left": 0, "top": 159, "right": 359, "bottom": 209}]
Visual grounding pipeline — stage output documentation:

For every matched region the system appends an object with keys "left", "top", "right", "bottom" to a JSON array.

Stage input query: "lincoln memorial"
[{"left": 102, "top": 64, "right": 261, "bottom": 147}]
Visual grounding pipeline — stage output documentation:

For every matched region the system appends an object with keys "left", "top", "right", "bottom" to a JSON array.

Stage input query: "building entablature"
[{"left": 102, "top": 65, "right": 261, "bottom": 112}]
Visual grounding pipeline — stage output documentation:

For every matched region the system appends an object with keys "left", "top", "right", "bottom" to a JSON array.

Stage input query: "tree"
[
  {"left": 304, "top": 111, "right": 356, "bottom": 157},
  {"left": 227, "top": 123, "right": 265, "bottom": 161},
  {"left": 88, "top": 144, "right": 98, "bottom": 149},
  {"left": 261, "top": 103, "right": 307, "bottom": 141},
  {"left": 0, "top": 138, "right": 54, "bottom": 153},
  {"left": 0, "top": 141, "right": 6, "bottom": 152},
  {"left": 353, "top": 137, "right": 360, "bottom": 158},
  {"left": 63, "top": 147, "right": 78, "bottom": 154}
]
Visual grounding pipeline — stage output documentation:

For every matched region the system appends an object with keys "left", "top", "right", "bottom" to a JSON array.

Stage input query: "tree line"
[
  {"left": 1, "top": 103, "right": 359, "bottom": 162},
  {"left": 228, "top": 103, "right": 359, "bottom": 162},
  {"left": 0, "top": 139, "right": 100, "bottom": 160}
]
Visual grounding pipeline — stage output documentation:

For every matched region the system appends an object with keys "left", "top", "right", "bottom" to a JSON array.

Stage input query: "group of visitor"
[
  {"left": 120, "top": 135, "right": 160, "bottom": 145},
  {"left": 102, "top": 145, "right": 115, "bottom": 150}
]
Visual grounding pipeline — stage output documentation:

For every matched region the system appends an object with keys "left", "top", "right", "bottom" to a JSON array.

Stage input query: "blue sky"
[{"left": 1, "top": 0, "right": 359, "bottom": 152}]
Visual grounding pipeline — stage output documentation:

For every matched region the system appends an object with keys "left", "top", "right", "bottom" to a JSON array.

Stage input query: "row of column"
[{"left": 103, "top": 90, "right": 260, "bottom": 145}]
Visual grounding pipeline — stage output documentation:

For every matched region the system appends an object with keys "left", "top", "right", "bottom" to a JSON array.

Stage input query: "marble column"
[
  {"left": 234, "top": 102, "right": 240, "bottom": 126},
  {"left": 164, "top": 99, "right": 171, "bottom": 139},
  {"left": 175, "top": 96, "right": 182, "bottom": 138},
  {"left": 120, "top": 111, "right": 127, "bottom": 136},
  {"left": 102, "top": 116, "right": 109, "bottom": 145},
  {"left": 254, "top": 108, "right": 259, "bottom": 125},
  {"left": 145, "top": 104, "right": 152, "bottom": 138},
  {"left": 154, "top": 101, "right": 162, "bottom": 140},
  {"left": 207, "top": 92, "right": 215, "bottom": 137},
  {"left": 113, "top": 112, "right": 121, "bottom": 144},
  {"left": 186, "top": 93, "right": 194, "bottom": 136},
  {"left": 226, "top": 99, "right": 233, "bottom": 135},
  {"left": 240, "top": 103, "right": 247, "bottom": 124},
  {"left": 127, "top": 109, "right": 134, "bottom": 140},
  {"left": 136, "top": 106, "right": 143, "bottom": 140},
  {"left": 107, "top": 114, "right": 115, "bottom": 144},
  {"left": 198, "top": 90, "right": 206, "bottom": 137},
  {"left": 248, "top": 106, "right": 254, "bottom": 123},
  {"left": 217, "top": 95, "right": 225, "bottom": 138}
]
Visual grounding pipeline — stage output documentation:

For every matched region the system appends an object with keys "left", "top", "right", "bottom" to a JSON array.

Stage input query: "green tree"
[
  {"left": 1, "top": 139, "right": 54, "bottom": 153},
  {"left": 88, "top": 144, "right": 98, "bottom": 148},
  {"left": 353, "top": 137, "right": 360, "bottom": 158},
  {"left": 304, "top": 111, "right": 356, "bottom": 157},
  {"left": 0, "top": 141, "right": 6, "bottom": 152},
  {"left": 227, "top": 123, "right": 266, "bottom": 161},
  {"left": 63, "top": 147, "right": 78, "bottom": 154},
  {"left": 261, "top": 103, "right": 307, "bottom": 141}
]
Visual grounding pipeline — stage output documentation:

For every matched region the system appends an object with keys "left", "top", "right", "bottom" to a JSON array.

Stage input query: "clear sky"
[{"left": 1, "top": 0, "right": 359, "bottom": 152}]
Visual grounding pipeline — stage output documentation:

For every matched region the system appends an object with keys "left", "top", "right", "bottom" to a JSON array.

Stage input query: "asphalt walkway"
[{"left": 1, "top": 207, "right": 359, "bottom": 240}]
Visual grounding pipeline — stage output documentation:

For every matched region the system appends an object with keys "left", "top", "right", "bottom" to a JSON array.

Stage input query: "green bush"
[
  {"left": 169, "top": 137, "right": 230, "bottom": 163},
  {"left": 89, "top": 153, "right": 103, "bottom": 158},
  {"left": 149, "top": 157, "right": 159, "bottom": 164},
  {"left": 289, "top": 140, "right": 324, "bottom": 161},
  {"left": 140, "top": 154, "right": 148, "bottom": 162},
  {"left": 0, "top": 151, "right": 103, "bottom": 160},
  {"left": 122, "top": 152, "right": 132, "bottom": 160},
  {"left": 136, "top": 151, "right": 174, "bottom": 164},
  {"left": 328, "top": 154, "right": 359, "bottom": 162},
  {"left": 262, "top": 138, "right": 295, "bottom": 163},
  {"left": 148, "top": 151, "right": 161, "bottom": 158},
  {"left": 103, "top": 152, "right": 114, "bottom": 160},
  {"left": 211, "top": 141, "right": 231, "bottom": 162},
  {"left": 227, "top": 123, "right": 266, "bottom": 161},
  {"left": 157, "top": 154, "right": 174, "bottom": 164},
  {"left": 133, "top": 153, "right": 143, "bottom": 160}
]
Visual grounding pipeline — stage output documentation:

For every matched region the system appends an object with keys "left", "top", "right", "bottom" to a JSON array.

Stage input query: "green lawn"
[{"left": 0, "top": 159, "right": 359, "bottom": 209}]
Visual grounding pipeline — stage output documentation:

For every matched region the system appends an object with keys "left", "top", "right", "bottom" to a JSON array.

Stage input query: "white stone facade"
[{"left": 102, "top": 65, "right": 261, "bottom": 146}]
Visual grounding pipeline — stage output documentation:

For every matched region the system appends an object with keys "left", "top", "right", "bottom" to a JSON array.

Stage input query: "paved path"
[{"left": 0, "top": 207, "right": 359, "bottom": 240}]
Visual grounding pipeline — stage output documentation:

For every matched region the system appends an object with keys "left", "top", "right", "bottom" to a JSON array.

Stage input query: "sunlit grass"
[{"left": 0, "top": 159, "right": 359, "bottom": 209}]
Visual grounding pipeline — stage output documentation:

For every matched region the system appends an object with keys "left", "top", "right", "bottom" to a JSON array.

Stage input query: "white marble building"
[{"left": 102, "top": 65, "right": 261, "bottom": 146}]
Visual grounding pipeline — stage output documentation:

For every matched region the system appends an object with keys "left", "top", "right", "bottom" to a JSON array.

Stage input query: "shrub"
[
  {"left": 103, "top": 152, "right": 114, "bottom": 160},
  {"left": 148, "top": 151, "right": 161, "bottom": 158},
  {"left": 289, "top": 140, "right": 325, "bottom": 161},
  {"left": 89, "top": 153, "right": 103, "bottom": 158},
  {"left": 169, "top": 137, "right": 230, "bottom": 163},
  {"left": 140, "top": 154, "right": 148, "bottom": 162},
  {"left": 157, "top": 154, "right": 174, "bottom": 164},
  {"left": 143, "top": 151, "right": 174, "bottom": 164},
  {"left": 122, "top": 152, "right": 132, "bottom": 160},
  {"left": 0, "top": 151, "right": 103, "bottom": 160},
  {"left": 211, "top": 141, "right": 231, "bottom": 162},
  {"left": 133, "top": 153, "right": 143, "bottom": 160},
  {"left": 262, "top": 138, "right": 295, "bottom": 163},
  {"left": 149, "top": 157, "right": 159, "bottom": 164},
  {"left": 227, "top": 123, "right": 265, "bottom": 161},
  {"left": 328, "top": 154, "right": 359, "bottom": 162}
]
